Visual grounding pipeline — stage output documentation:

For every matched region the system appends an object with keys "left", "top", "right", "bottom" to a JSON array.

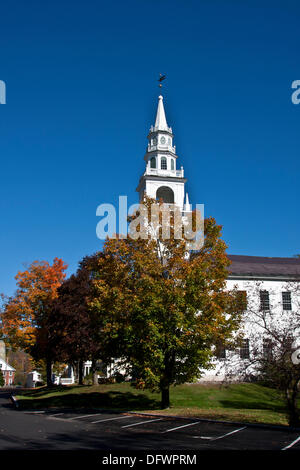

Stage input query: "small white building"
[{"left": 26, "top": 370, "right": 43, "bottom": 388}]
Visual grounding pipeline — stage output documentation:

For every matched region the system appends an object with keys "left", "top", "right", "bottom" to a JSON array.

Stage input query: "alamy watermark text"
[{"left": 0, "top": 80, "right": 6, "bottom": 104}]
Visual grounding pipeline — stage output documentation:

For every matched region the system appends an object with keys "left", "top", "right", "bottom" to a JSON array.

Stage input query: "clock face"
[{"left": 160, "top": 136, "right": 166, "bottom": 145}]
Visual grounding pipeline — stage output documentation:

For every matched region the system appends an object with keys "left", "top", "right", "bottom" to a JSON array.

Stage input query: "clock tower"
[{"left": 136, "top": 95, "right": 190, "bottom": 212}]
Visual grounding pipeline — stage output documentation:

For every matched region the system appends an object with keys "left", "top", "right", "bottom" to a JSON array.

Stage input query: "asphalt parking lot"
[
  {"left": 20, "top": 408, "right": 300, "bottom": 451},
  {"left": 1, "top": 390, "right": 300, "bottom": 454}
]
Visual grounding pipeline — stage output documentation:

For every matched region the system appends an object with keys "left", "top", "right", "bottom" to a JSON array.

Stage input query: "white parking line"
[
  {"left": 68, "top": 413, "right": 105, "bottom": 421},
  {"left": 49, "top": 413, "right": 64, "bottom": 417},
  {"left": 282, "top": 435, "right": 300, "bottom": 450},
  {"left": 192, "top": 426, "right": 246, "bottom": 441},
  {"left": 91, "top": 415, "right": 136, "bottom": 424},
  {"left": 24, "top": 411, "right": 45, "bottom": 414},
  {"left": 162, "top": 421, "right": 200, "bottom": 433},
  {"left": 121, "top": 418, "right": 163, "bottom": 429},
  {"left": 212, "top": 426, "right": 247, "bottom": 441}
]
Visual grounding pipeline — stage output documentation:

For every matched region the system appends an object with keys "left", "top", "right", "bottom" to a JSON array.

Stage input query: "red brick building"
[{"left": 0, "top": 359, "right": 15, "bottom": 386}]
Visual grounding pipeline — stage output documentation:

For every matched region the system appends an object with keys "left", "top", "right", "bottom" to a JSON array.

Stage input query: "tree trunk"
[
  {"left": 78, "top": 359, "right": 84, "bottom": 385},
  {"left": 160, "top": 353, "right": 175, "bottom": 409},
  {"left": 286, "top": 380, "right": 300, "bottom": 427},
  {"left": 46, "top": 357, "right": 53, "bottom": 387},
  {"left": 161, "top": 386, "right": 170, "bottom": 409},
  {"left": 91, "top": 359, "right": 98, "bottom": 386}
]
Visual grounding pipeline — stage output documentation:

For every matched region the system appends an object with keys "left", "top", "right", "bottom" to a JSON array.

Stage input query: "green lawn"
[{"left": 15, "top": 382, "right": 290, "bottom": 426}]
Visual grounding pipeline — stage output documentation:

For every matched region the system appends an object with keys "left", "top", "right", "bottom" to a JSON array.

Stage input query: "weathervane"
[{"left": 158, "top": 73, "right": 166, "bottom": 88}]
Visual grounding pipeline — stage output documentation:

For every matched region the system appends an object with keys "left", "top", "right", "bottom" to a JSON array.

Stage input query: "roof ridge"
[{"left": 228, "top": 254, "right": 300, "bottom": 261}]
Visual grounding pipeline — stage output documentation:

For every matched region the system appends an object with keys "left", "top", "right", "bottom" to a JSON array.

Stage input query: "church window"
[
  {"left": 150, "top": 157, "right": 156, "bottom": 169},
  {"left": 282, "top": 291, "right": 292, "bottom": 310},
  {"left": 171, "top": 159, "right": 174, "bottom": 170},
  {"left": 215, "top": 342, "right": 226, "bottom": 359},
  {"left": 161, "top": 157, "right": 167, "bottom": 170},
  {"left": 240, "top": 339, "right": 250, "bottom": 359},
  {"left": 260, "top": 290, "right": 270, "bottom": 311},
  {"left": 236, "top": 290, "right": 247, "bottom": 312},
  {"left": 263, "top": 338, "right": 273, "bottom": 359}
]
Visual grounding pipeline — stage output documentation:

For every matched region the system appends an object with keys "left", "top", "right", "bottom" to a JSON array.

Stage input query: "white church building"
[
  {"left": 64, "top": 93, "right": 300, "bottom": 385},
  {"left": 134, "top": 94, "right": 300, "bottom": 382}
]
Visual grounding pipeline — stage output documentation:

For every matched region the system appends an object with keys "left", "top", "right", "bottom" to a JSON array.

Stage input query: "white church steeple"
[
  {"left": 136, "top": 94, "right": 188, "bottom": 212},
  {"left": 154, "top": 95, "right": 170, "bottom": 131}
]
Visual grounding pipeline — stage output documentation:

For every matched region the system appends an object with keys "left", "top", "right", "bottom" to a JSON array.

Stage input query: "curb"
[{"left": 10, "top": 395, "right": 19, "bottom": 408}]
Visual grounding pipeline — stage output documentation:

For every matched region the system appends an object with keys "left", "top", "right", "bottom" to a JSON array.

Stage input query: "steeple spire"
[
  {"left": 136, "top": 93, "right": 187, "bottom": 211},
  {"left": 184, "top": 192, "right": 191, "bottom": 212},
  {"left": 155, "top": 95, "right": 168, "bottom": 131}
]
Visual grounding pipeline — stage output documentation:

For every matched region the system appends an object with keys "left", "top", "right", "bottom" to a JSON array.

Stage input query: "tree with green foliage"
[{"left": 86, "top": 197, "right": 244, "bottom": 408}]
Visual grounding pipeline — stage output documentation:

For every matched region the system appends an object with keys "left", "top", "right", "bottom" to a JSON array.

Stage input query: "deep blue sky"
[{"left": 1, "top": 0, "right": 300, "bottom": 296}]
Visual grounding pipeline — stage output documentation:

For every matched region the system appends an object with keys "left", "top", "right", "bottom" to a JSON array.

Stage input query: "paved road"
[{"left": 1, "top": 389, "right": 300, "bottom": 456}]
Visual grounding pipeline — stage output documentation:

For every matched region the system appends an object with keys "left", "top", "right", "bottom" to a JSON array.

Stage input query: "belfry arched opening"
[{"left": 156, "top": 186, "right": 174, "bottom": 204}]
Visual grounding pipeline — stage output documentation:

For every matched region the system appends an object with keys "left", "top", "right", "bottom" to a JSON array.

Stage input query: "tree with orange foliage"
[{"left": 1, "top": 258, "right": 67, "bottom": 386}]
